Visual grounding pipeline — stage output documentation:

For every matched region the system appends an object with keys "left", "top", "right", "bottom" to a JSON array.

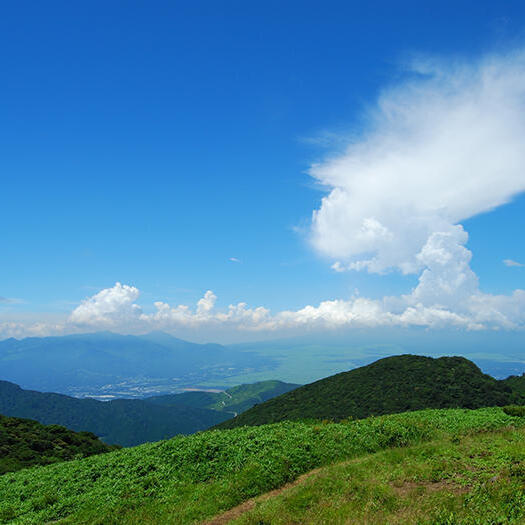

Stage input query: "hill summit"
[{"left": 217, "top": 354, "right": 522, "bottom": 429}]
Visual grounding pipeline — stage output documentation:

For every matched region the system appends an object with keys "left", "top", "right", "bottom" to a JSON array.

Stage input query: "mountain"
[
  {"left": 0, "top": 379, "right": 298, "bottom": 447},
  {"left": 145, "top": 380, "right": 300, "bottom": 415},
  {"left": 216, "top": 355, "right": 523, "bottom": 429},
  {"left": 0, "top": 381, "right": 229, "bottom": 446},
  {"left": 0, "top": 331, "right": 272, "bottom": 395},
  {"left": 0, "top": 414, "right": 116, "bottom": 474}
]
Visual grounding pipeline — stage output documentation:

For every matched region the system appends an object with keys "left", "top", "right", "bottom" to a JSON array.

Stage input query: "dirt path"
[
  {"left": 203, "top": 454, "right": 366, "bottom": 525},
  {"left": 202, "top": 467, "right": 323, "bottom": 525}
]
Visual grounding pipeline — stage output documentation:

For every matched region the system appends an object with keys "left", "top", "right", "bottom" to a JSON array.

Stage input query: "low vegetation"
[
  {"left": 0, "top": 414, "right": 116, "bottom": 475},
  {"left": 503, "top": 404, "right": 525, "bottom": 417},
  {"left": 0, "top": 407, "right": 523, "bottom": 524},
  {"left": 217, "top": 355, "right": 523, "bottom": 429},
  {"left": 230, "top": 425, "right": 525, "bottom": 524}
]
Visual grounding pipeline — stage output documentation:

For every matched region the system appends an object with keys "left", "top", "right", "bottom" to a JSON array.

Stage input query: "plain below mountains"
[
  {"left": 0, "top": 331, "right": 273, "bottom": 395},
  {"left": 217, "top": 354, "right": 525, "bottom": 429},
  {"left": 0, "top": 379, "right": 298, "bottom": 447}
]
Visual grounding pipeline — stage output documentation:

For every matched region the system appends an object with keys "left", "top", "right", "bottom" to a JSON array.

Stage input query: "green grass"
[
  {"left": 0, "top": 407, "right": 523, "bottom": 524},
  {"left": 232, "top": 426, "right": 525, "bottom": 524}
]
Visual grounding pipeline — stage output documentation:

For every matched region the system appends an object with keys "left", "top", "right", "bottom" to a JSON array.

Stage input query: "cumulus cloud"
[
  {"left": 3, "top": 51, "right": 525, "bottom": 341},
  {"left": 69, "top": 282, "right": 142, "bottom": 327},
  {"left": 310, "top": 51, "right": 525, "bottom": 275},
  {"left": 504, "top": 259, "right": 524, "bottom": 267},
  {"left": 56, "top": 277, "right": 523, "bottom": 336}
]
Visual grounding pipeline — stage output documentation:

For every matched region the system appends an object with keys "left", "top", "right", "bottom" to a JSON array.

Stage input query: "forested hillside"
[
  {"left": 0, "top": 380, "right": 298, "bottom": 447},
  {"left": 0, "top": 414, "right": 115, "bottom": 474},
  {"left": 0, "top": 381, "right": 229, "bottom": 446},
  {"left": 503, "top": 373, "right": 525, "bottom": 396},
  {"left": 146, "top": 380, "right": 299, "bottom": 414},
  {"left": 217, "top": 355, "right": 523, "bottom": 429}
]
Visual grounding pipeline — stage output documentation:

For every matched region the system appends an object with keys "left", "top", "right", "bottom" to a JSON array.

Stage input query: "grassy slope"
[
  {"left": 146, "top": 380, "right": 300, "bottom": 415},
  {"left": 217, "top": 355, "right": 521, "bottom": 429},
  {"left": 232, "top": 426, "right": 525, "bottom": 525},
  {"left": 0, "top": 407, "right": 523, "bottom": 524},
  {"left": 0, "top": 414, "right": 116, "bottom": 475}
]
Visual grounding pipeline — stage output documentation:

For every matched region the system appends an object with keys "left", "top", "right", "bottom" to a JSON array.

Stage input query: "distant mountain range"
[
  {"left": 0, "top": 379, "right": 298, "bottom": 446},
  {"left": 0, "top": 331, "right": 273, "bottom": 395},
  {"left": 217, "top": 355, "right": 525, "bottom": 429}
]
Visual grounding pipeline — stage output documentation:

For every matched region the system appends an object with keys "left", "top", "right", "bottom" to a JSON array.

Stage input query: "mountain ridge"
[{"left": 216, "top": 354, "right": 523, "bottom": 429}]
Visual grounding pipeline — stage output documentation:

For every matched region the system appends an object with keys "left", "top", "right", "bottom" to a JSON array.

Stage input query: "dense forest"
[
  {"left": 0, "top": 381, "right": 229, "bottom": 446},
  {"left": 217, "top": 355, "right": 524, "bottom": 429},
  {"left": 503, "top": 373, "right": 525, "bottom": 396},
  {"left": 0, "top": 380, "right": 298, "bottom": 447},
  {"left": 0, "top": 414, "right": 116, "bottom": 474}
]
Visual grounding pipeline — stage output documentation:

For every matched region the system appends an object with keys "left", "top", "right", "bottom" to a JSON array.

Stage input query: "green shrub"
[{"left": 503, "top": 405, "right": 525, "bottom": 417}]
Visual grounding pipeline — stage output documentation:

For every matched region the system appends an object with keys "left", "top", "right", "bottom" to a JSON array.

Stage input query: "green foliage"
[
  {"left": 503, "top": 405, "right": 525, "bottom": 417},
  {"left": 0, "top": 380, "right": 298, "bottom": 448},
  {"left": 0, "top": 407, "right": 521, "bottom": 524},
  {"left": 0, "top": 414, "right": 116, "bottom": 475},
  {"left": 217, "top": 355, "right": 523, "bottom": 429},
  {"left": 0, "top": 381, "right": 230, "bottom": 447},
  {"left": 502, "top": 373, "right": 525, "bottom": 396}
]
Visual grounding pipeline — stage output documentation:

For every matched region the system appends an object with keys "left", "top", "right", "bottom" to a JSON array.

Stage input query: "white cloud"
[
  {"left": 69, "top": 282, "right": 142, "bottom": 327},
  {"left": 3, "top": 51, "right": 525, "bottom": 341},
  {"left": 310, "top": 51, "right": 525, "bottom": 275},
  {"left": 504, "top": 259, "right": 524, "bottom": 267},
  {"left": 229, "top": 257, "right": 241, "bottom": 263}
]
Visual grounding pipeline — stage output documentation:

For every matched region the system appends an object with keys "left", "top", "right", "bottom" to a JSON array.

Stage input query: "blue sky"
[{"left": 1, "top": 1, "right": 525, "bottom": 341}]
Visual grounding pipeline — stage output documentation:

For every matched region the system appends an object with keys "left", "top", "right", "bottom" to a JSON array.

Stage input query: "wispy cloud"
[
  {"left": 504, "top": 259, "right": 524, "bottom": 267},
  {"left": 0, "top": 296, "right": 24, "bottom": 305},
  {"left": 229, "top": 257, "right": 241, "bottom": 263}
]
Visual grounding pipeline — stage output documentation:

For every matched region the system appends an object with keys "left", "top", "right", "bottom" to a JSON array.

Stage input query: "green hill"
[
  {"left": 503, "top": 373, "right": 525, "bottom": 396},
  {"left": 0, "top": 380, "right": 298, "bottom": 447},
  {"left": 0, "top": 381, "right": 229, "bottom": 447},
  {"left": 0, "top": 414, "right": 115, "bottom": 475},
  {"left": 0, "top": 407, "right": 523, "bottom": 524},
  {"left": 146, "top": 380, "right": 300, "bottom": 415},
  {"left": 216, "top": 355, "right": 523, "bottom": 429}
]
